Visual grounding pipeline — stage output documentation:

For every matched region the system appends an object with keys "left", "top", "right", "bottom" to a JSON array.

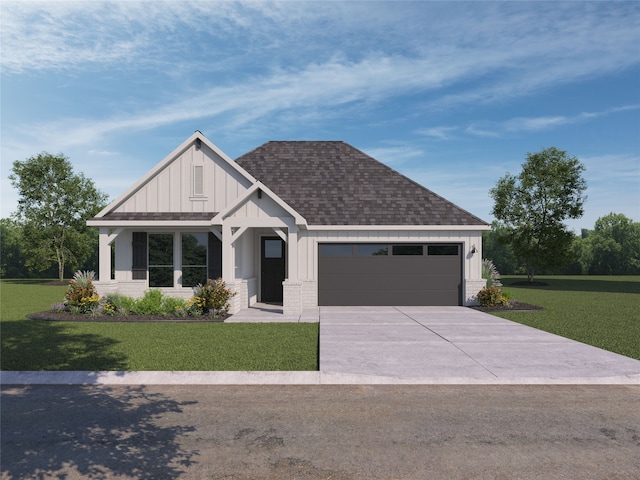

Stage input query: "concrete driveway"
[{"left": 319, "top": 306, "right": 640, "bottom": 383}]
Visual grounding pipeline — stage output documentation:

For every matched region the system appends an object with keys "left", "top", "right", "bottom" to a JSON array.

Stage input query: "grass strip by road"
[
  {"left": 0, "top": 280, "right": 318, "bottom": 371},
  {"left": 496, "top": 275, "right": 639, "bottom": 360}
]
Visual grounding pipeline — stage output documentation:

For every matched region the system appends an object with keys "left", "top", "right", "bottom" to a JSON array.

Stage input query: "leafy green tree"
[
  {"left": 490, "top": 147, "right": 587, "bottom": 282},
  {"left": 588, "top": 213, "right": 640, "bottom": 274},
  {"left": 0, "top": 218, "right": 28, "bottom": 277},
  {"left": 562, "top": 232, "right": 591, "bottom": 275},
  {"left": 482, "top": 222, "right": 523, "bottom": 275},
  {"left": 9, "top": 152, "right": 108, "bottom": 281}
]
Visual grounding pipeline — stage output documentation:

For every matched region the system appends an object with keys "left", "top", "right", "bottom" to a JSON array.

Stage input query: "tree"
[
  {"left": 0, "top": 218, "right": 28, "bottom": 277},
  {"left": 490, "top": 147, "right": 587, "bottom": 283},
  {"left": 9, "top": 152, "right": 108, "bottom": 281},
  {"left": 482, "top": 222, "right": 523, "bottom": 275},
  {"left": 588, "top": 213, "right": 640, "bottom": 274}
]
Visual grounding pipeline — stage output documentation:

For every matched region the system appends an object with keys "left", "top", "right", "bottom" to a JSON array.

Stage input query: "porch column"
[
  {"left": 287, "top": 224, "right": 298, "bottom": 281},
  {"left": 282, "top": 223, "right": 302, "bottom": 315},
  {"left": 221, "top": 223, "right": 233, "bottom": 282},
  {"left": 98, "top": 227, "right": 112, "bottom": 282}
]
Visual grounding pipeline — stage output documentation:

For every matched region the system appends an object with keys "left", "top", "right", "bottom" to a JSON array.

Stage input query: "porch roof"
[
  {"left": 87, "top": 212, "right": 218, "bottom": 227},
  {"left": 99, "top": 212, "right": 217, "bottom": 221}
]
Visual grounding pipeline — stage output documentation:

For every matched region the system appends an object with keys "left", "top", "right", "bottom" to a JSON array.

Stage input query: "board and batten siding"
[
  {"left": 296, "top": 229, "right": 484, "bottom": 282},
  {"left": 229, "top": 190, "right": 291, "bottom": 220},
  {"left": 113, "top": 144, "right": 252, "bottom": 214}
]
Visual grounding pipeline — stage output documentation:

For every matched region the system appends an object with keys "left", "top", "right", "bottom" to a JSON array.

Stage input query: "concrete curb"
[{"left": 2, "top": 371, "right": 640, "bottom": 386}]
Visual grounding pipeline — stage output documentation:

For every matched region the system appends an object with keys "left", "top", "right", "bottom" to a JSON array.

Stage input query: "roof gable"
[
  {"left": 213, "top": 182, "right": 306, "bottom": 226},
  {"left": 94, "top": 132, "right": 255, "bottom": 218},
  {"left": 235, "top": 141, "right": 488, "bottom": 226}
]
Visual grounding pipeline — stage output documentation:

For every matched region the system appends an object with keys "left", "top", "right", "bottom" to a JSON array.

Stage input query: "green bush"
[
  {"left": 130, "top": 289, "right": 166, "bottom": 315},
  {"left": 102, "top": 293, "right": 136, "bottom": 316},
  {"left": 58, "top": 281, "right": 235, "bottom": 318},
  {"left": 476, "top": 286, "right": 510, "bottom": 307},
  {"left": 162, "top": 295, "right": 188, "bottom": 316}
]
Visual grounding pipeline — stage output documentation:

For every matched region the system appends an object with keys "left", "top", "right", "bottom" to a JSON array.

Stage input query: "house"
[{"left": 88, "top": 132, "right": 490, "bottom": 314}]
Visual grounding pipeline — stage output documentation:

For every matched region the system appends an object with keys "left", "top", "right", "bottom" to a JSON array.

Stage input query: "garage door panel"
[
  {"left": 318, "top": 243, "right": 462, "bottom": 306},
  {"left": 319, "top": 258, "right": 433, "bottom": 275},
  {"left": 319, "top": 273, "right": 460, "bottom": 291},
  {"left": 319, "top": 288, "right": 460, "bottom": 306}
]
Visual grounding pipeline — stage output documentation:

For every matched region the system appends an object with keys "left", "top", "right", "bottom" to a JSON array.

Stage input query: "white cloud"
[
  {"left": 361, "top": 145, "right": 425, "bottom": 166},
  {"left": 416, "top": 126, "right": 458, "bottom": 140},
  {"left": 462, "top": 104, "right": 640, "bottom": 138}
]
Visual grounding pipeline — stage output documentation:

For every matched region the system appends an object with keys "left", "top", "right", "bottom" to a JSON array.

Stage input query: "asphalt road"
[{"left": 2, "top": 385, "right": 639, "bottom": 479}]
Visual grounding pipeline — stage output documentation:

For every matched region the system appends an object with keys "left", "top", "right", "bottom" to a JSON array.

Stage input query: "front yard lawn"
[
  {"left": 495, "top": 275, "right": 640, "bottom": 361},
  {"left": 0, "top": 280, "right": 318, "bottom": 371},
  {"left": 2, "top": 276, "right": 638, "bottom": 370}
]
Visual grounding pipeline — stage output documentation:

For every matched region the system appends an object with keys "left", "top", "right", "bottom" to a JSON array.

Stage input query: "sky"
[{"left": 1, "top": 1, "right": 639, "bottom": 233}]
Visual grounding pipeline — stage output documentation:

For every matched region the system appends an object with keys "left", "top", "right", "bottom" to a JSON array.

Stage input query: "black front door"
[{"left": 261, "top": 237, "right": 286, "bottom": 303}]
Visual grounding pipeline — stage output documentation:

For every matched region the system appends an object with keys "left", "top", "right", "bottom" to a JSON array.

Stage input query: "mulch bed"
[
  {"left": 28, "top": 311, "right": 227, "bottom": 323},
  {"left": 470, "top": 301, "right": 544, "bottom": 312}
]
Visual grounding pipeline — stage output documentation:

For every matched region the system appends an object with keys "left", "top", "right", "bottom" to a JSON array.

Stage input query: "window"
[
  {"left": 264, "top": 239, "right": 283, "bottom": 258},
  {"left": 148, "top": 234, "right": 174, "bottom": 287},
  {"left": 392, "top": 245, "right": 423, "bottom": 256},
  {"left": 356, "top": 244, "right": 388, "bottom": 256},
  {"left": 182, "top": 233, "right": 208, "bottom": 287},
  {"left": 427, "top": 245, "right": 459, "bottom": 256},
  {"left": 193, "top": 165, "right": 204, "bottom": 196},
  {"left": 320, "top": 244, "right": 354, "bottom": 257}
]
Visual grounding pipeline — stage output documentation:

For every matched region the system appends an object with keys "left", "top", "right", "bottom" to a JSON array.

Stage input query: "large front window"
[
  {"left": 148, "top": 234, "right": 174, "bottom": 287},
  {"left": 182, "top": 233, "right": 208, "bottom": 287}
]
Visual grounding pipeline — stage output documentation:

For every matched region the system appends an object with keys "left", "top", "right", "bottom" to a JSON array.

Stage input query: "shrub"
[
  {"left": 476, "top": 286, "right": 510, "bottom": 307},
  {"left": 103, "top": 293, "right": 137, "bottom": 316},
  {"left": 191, "top": 278, "right": 236, "bottom": 317},
  {"left": 482, "top": 259, "right": 503, "bottom": 287},
  {"left": 131, "top": 289, "right": 166, "bottom": 316},
  {"left": 65, "top": 270, "right": 100, "bottom": 313},
  {"left": 162, "top": 296, "right": 187, "bottom": 316}
]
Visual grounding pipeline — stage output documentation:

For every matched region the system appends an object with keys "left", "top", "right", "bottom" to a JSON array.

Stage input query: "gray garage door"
[{"left": 318, "top": 243, "right": 462, "bottom": 306}]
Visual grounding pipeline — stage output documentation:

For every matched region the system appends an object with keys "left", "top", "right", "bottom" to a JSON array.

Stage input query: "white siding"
[
  {"left": 113, "top": 144, "right": 252, "bottom": 214},
  {"left": 229, "top": 191, "right": 290, "bottom": 219}
]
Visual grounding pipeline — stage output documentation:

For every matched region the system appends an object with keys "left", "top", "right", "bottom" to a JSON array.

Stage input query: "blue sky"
[{"left": 1, "top": 1, "right": 639, "bottom": 232}]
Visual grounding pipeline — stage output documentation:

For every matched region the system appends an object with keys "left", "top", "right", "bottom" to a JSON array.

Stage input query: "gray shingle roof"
[
  {"left": 236, "top": 141, "right": 488, "bottom": 226},
  {"left": 101, "top": 212, "right": 217, "bottom": 221}
]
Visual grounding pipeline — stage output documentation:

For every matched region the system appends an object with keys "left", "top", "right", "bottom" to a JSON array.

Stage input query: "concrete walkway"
[
  {"left": 224, "top": 302, "right": 320, "bottom": 322},
  {"left": 2, "top": 306, "right": 639, "bottom": 385}
]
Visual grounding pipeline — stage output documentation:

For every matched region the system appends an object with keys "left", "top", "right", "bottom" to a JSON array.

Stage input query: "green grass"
[
  {"left": 496, "top": 276, "right": 640, "bottom": 360},
  {"left": 0, "top": 280, "right": 319, "bottom": 371}
]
